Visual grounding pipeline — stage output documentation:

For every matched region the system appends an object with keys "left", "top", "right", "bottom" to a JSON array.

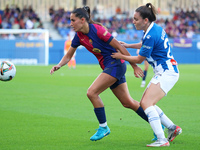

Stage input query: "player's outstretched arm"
[
  {"left": 50, "top": 47, "right": 77, "bottom": 75},
  {"left": 111, "top": 52, "right": 145, "bottom": 64},
  {"left": 109, "top": 38, "right": 144, "bottom": 78},
  {"left": 119, "top": 41, "right": 142, "bottom": 49}
]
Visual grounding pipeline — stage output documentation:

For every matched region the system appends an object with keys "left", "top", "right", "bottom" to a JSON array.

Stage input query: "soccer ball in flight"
[{"left": 0, "top": 61, "right": 16, "bottom": 81}]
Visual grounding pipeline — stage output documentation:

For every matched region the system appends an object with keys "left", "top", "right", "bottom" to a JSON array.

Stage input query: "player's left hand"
[{"left": 132, "top": 65, "right": 144, "bottom": 78}]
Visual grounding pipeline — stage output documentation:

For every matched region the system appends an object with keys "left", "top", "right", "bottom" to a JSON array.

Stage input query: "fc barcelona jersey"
[{"left": 71, "top": 24, "right": 122, "bottom": 69}]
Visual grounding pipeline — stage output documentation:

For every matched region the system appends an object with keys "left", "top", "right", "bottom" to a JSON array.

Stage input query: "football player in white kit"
[{"left": 111, "top": 3, "right": 182, "bottom": 147}]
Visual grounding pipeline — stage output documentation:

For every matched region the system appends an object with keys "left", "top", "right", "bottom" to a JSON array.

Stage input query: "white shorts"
[{"left": 147, "top": 70, "right": 179, "bottom": 95}]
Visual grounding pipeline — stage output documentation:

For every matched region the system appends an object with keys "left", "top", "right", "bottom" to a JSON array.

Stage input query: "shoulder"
[
  {"left": 152, "top": 23, "right": 164, "bottom": 35},
  {"left": 152, "top": 23, "right": 167, "bottom": 40},
  {"left": 147, "top": 23, "right": 163, "bottom": 40},
  {"left": 91, "top": 24, "right": 111, "bottom": 39},
  {"left": 153, "top": 23, "right": 162, "bottom": 29},
  {"left": 91, "top": 24, "right": 107, "bottom": 33},
  {"left": 92, "top": 24, "right": 103, "bottom": 29}
]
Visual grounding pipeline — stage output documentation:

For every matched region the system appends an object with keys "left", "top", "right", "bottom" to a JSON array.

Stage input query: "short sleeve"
[
  {"left": 94, "top": 24, "right": 113, "bottom": 43},
  {"left": 71, "top": 33, "right": 81, "bottom": 48},
  {"left": 139, "top": 37, "right": 154, "bottom": 58}
]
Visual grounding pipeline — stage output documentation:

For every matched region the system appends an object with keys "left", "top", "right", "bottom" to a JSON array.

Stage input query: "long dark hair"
[
  {"left": 72, "top": 6, "right": 106, "bottom": 29},
  {"left": 135, "top": 3, "right": 157, "bottom": 22}
]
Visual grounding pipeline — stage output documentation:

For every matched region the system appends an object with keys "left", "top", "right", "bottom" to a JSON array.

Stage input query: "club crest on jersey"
[
  {"left": 92, "top": 48, "right": 101, "bottom": 53},
  {"left": 89, "top": 39, "right": 93, "bottom": 44}
]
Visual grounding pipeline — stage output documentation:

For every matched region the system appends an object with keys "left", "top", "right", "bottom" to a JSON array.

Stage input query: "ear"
[
  {"left": 144, "top": 18, "right": 149, "bottom": 24},
  {"left": 81, "top": 17, "right": 86, "bottom": 23}
]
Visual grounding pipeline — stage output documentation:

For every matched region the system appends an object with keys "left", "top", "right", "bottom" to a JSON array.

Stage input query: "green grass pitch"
[{"left": 0, "top": 64, "right": 200, "bottom": 150}]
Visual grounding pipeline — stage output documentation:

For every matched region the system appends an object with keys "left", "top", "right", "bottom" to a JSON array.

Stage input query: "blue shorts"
[{"left": 103, "top": 59, "right": 126, "bottom": 89}]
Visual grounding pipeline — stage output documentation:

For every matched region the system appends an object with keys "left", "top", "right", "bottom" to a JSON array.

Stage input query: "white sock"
[
  {"left": 99, "top": 122, "right": 107, "bottom": 127},
  {"left": 154, "top": 105, "right": 174, "bottom": 129},
  {"left": 144, "top": 106, "right": 165, "bottom": 139}
]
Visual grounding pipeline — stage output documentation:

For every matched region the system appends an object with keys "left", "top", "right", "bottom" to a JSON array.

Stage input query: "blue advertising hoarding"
[{"left": 0, "top": 39, "right": 200, "bottom": 64}]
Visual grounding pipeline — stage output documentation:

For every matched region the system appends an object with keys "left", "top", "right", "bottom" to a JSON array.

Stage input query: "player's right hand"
[
  {"left": 119, "top": 41, "right": 127, "bottom": 48},
  {"left": 50, "top": 65, "right": 61, "bottom": 75}
]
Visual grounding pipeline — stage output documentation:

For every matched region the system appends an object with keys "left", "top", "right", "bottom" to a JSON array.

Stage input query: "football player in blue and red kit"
[{"left": 50, "top": 6, "right": 148, "bottom": 141}]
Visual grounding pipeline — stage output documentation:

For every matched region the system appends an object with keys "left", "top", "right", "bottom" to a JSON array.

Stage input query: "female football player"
[
  {"left": 111, "top": 3, "right": 182, "bottom": 147},
  {"left": 50, "top": 6, "right": 149, "bottom": 141}
]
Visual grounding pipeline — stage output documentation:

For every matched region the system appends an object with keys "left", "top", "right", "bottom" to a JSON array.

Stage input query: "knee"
[
  {"left": 87, "top": 88, "right": 96, "bottom": 100},
  {"left": 86, "top": 88, "right": 92, "bottom": 100},
  {"left": 140, "top": 100, "right": 152, "bottom": 111}
]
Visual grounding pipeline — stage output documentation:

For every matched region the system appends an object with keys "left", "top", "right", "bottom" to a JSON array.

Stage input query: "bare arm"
[
  {"left": 50, "top": 46, "right": 77, "bottom": 74},
  {"left": 119, "top": 41, "right": 142, "bottom": 49},
  {"left": 109, "top": 38, "right": 143, "bottom": 78},
  {"left": 111, "top": 52, "right": 146, "bottom": 64}
]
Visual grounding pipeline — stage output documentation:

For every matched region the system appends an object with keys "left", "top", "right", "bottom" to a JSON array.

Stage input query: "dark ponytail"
[
  {"left": 72, "top": 6, "right": 107, "bottom": 29},
  {"left": 135, "top": 3, "right": 157, "bottom": 22},
  {"left": 72, "top": 7, "right": 90, "bottom": 22}
]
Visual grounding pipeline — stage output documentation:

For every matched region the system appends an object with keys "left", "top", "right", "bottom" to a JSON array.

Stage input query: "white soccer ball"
[{"left": 0, "top": 61, "right": 16, "bottom": 81}]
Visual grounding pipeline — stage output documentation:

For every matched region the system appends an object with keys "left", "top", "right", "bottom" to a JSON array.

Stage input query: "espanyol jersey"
[
  {"left": 139, "top": 23, "right": 178, "bottom": 74},
  {"left": 71, "top": 24, "right": 122, "bottom": 69}
]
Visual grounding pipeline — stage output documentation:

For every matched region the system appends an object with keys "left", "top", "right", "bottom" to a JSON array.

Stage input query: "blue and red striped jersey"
[{"left": 71, "top": 24, "right": 123, "bottom": 69}]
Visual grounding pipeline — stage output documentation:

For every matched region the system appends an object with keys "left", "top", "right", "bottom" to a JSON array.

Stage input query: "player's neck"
[
  {"left": 80, "top": 23, "right": 89, "bottom": 34},
  {"left": 144, "top": 22, "right": 151, "bottom": 32}
]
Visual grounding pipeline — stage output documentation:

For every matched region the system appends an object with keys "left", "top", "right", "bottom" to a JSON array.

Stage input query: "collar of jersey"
[{"left": 143, "top": 22, "right": 154, "bottom": 39}]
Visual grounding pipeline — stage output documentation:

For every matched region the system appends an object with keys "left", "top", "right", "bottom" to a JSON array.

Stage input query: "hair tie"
[
  {"left": 146, "top": 3, "right": 151, "bottom": 8},
  {"left": 83, "top": 6, "right": 89, "bottom": 18}
]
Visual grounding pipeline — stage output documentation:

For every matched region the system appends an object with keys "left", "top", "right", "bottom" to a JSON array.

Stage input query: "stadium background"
[
  {"left": 0, "top": 0, "right": 200, "bottom": 64},
  {"left": 0, "top": 1, "right": 200, "bottom": 150}
]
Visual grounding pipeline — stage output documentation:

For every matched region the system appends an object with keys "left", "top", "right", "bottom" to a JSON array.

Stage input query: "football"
[{"left": 0, "top": 61, "right": 16, "bottom": 81}]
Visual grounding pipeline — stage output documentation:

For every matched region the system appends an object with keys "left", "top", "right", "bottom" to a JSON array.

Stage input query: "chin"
[{"left": 136, "top": 27, "right": 141, "bottom": 30}]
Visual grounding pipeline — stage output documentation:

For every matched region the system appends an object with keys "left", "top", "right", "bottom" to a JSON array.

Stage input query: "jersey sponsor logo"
[
  {"left": 103, "top": 30, "right": 108, "bottom": 36},
  {"left": 142, "top": 45, "right": 151, "bottom": 49},
  {"left": 92, "top": 48, "right": 101, "bottom": 53}
]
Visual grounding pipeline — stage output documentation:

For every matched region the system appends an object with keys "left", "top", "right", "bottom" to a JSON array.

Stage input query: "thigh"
[
  {"left": 140, "top": 83, "right": 165, "bottom": 110},
  {"left": 147, "top": 70, "right": 179, "bottom": 95},
  {"left": 111, "top": 82, "right": 140, "bottom": 111},
  {"left": 88, "top": 72, "right": 117, "bottom": 95}
]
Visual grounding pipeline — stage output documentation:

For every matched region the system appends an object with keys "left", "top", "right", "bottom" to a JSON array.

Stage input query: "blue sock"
[
  {"left": 136, "top": 106, "right": 148, "bottom": 122},
  {"left": 94, "top": 107, "right": 106, "bottom": 124},
  {"left": 142, "top": 70, "right": 147, "bottom": 81}
]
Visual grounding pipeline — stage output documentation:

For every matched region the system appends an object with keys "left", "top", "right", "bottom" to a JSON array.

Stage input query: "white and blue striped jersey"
[{"left": 139, "top": 22, "right": 178, "bottom": 74}]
